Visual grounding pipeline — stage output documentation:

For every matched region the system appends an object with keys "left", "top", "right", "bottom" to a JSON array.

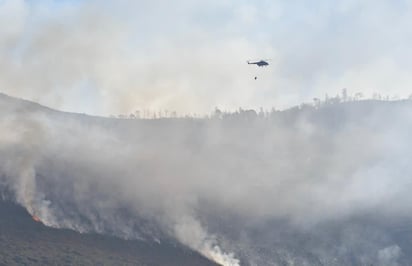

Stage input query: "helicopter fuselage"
[{"left": 247, "top": 60, "right": 269, "bottom": 67}]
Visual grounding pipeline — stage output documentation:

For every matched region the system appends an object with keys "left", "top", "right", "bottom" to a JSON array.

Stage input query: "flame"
[{"left": 32, "top": 215, "right": 42, "bottom": 223}]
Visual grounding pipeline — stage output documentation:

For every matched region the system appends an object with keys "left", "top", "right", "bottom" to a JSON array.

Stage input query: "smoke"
[
  {"left": 378, "top": 245, "right": 401, "bottom": 266},
  {"left": 0, "top": 113, "right": 42, "bottom": 213},
  {"left": 2, "top": 1, "right": 412, "bottom": 116},
  {"left": 1, "top": 1, "right": 412, "bottom": 264},
  {"left": 0, "top": 0, "right": 276, "bottom": 115},
  {"left": 1, "top": 94, "right": 412, "bottom": 265},
  {"left": 174, "top": 215, "right": 239, "bottom": 266}
]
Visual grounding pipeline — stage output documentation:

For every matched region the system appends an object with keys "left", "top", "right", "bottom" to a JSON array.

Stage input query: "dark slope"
[{"left": 0, "top": 200, "right": 219, "bottom": 266}]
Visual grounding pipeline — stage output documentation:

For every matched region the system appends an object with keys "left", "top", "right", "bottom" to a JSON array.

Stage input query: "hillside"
[
  {"left": 0, "top": 200, "right": 219, "bottom": 266},
  {"left": 1, "top": 92, "right": 412, "bottom": 265}
]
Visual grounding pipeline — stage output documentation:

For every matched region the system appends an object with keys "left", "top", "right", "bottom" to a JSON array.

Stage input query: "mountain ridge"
[{"left": 1, "top": 92, "right": 412, "bottom": 265}]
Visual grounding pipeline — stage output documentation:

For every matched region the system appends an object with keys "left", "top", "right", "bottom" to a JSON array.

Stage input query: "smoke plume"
[{"left": 1, "top": 94, "right": 412, "bottom": 265}]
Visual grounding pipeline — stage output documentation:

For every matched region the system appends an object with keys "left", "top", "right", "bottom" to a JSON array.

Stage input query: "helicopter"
[{"left": 247, "top": 60, "right": 269, "bottom": 67}]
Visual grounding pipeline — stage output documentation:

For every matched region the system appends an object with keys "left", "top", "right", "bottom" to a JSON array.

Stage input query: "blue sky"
[{"left": 1, "top": 0, "right": 412, "bottom": 115}]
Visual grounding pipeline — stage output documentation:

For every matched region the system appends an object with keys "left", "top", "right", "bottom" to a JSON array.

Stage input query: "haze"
[
  {"left": 1, "top": 1, "right": 412, "bottom": 265},
  {"left": 1, "top": 0, "right": 412, "bottom": 115}
]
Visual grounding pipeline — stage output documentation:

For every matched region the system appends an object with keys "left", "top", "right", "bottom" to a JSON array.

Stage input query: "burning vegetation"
[{"left": 32, "top": 215, "right": 42, "bottom": 223}]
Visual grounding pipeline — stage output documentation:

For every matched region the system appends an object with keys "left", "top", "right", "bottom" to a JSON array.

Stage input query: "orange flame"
[{"left": 32, "top": 215, "right": 41, "bottom": 223}]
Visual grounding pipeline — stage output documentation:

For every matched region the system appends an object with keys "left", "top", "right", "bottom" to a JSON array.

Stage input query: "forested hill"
[
  {"left": 1, "top": 92, "right": 412, "bottom": 266},
  {"left": 1, "top": 92, "right": 411, "bottom": 130}
]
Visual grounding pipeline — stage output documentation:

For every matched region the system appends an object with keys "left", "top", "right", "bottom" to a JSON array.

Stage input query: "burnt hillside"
[{"left": 0, "top": 200, "right": 219, "bottom": 266}]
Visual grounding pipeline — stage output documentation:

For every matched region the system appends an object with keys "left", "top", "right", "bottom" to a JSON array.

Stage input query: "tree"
[
  {"left": 313, "top": 98, "right": 321, "bottom": 108},
  {"left": 354, "top": 92, "right": 363, "bottom": 101},
  {"left": 212, "top": 107, "right": 222, "bottom": 119},
  {"left": 342, "top": 88, "right": 348, "bottom": 102}
]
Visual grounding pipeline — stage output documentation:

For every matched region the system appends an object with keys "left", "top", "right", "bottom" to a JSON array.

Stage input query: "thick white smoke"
[
  {"left": 174, "top": 215, "right": 239, "bottom": 266},
  {"left": 1, "top": 94, "right": 412, "bottom": 265}
]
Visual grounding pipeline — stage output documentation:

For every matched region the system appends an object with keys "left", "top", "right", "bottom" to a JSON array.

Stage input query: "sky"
[{"left": 1, "top": 0, "right": 412, "bottom": 115}]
